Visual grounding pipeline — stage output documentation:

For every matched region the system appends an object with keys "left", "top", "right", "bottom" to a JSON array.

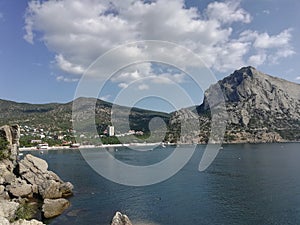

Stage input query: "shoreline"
[
  {"left": 19, "top": 142, "right": 166, "bottom": 152},
  {"left": 19, "top": 141, "right": 300, "bottom": 152}
]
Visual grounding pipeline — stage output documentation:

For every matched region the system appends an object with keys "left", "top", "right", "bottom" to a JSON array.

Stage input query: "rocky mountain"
[
  {"left": 0, "top": 66, "right": 299, "bottom": 144},
  {"left": 0, "top": 98, "right": 170, "bottom": 134},
  {"left": 168, "top": 66, "right": 300, "bottom": 143}
]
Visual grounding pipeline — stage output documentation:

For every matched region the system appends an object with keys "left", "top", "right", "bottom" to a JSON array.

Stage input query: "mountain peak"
[{"left": 200, "top": 66, "right": 300, "bottom": 113}]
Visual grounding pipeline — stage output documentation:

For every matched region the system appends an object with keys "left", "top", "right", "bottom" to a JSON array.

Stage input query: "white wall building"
[{"left": 108, "top": 126, "right": 115, "bottom": 136}]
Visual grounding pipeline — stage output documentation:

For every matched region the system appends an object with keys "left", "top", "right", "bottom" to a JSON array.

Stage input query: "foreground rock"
[
  {"left": 42, "top": 198, "right": 70, "bottom": 219},
  {"left": 19, "top": 154, "right": 74, "bottom": 199},
  {"left": 0, "top": 125, "right": 73, "bottom": 224},
  {"left": 0, "top": 199, "right": 19, "bottom": 221},
  {"left": 0, "top": 217, "right": 44, "bottom": 225},
  {"left": 111, "top": 212, "right": 132, "bottom": 225}
]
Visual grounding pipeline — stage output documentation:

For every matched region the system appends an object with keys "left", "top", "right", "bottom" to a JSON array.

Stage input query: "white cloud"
[
  {"left": 24, "top": 0, "right": 295, "bottom": 86},
  {"left": 247, "top": 52, "right": 267, "bottom": 66},
  {"left": 56, "top": 75, "right": 79, "bottom": 83},
  {"left": 55, "top": 54, "right": 85, "bottom": 75},
  {"left": 118, "top": 83, "right": 129, "bottom": 89},
  {"left": 206, "top": 1, "right": 251, "bottom": 24},
  {"left": 138, "top": 84, "right": 149, "bottom": 90},
  {"left": 252, "top": 29, "right": 293, "bottom": 49},
  {"left": 240, "top": 29, "right": 294, "bottom": 64},
  {"left": 99, "top": 94, "right": 111, "bottom": 101},
  {"left": 263, "top": 10, "right": 270, "bottom": 15},
  {"left": 296, "top": 77, "right": 300, "bottom": 80}
]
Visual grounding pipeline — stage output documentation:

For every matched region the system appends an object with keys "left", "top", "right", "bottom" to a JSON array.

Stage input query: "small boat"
[
  {"left": 37, "top": 143, "right": 49, "bottom": 150},
  {"left": 70, "top": 143, "right": 80, "bottom": 148}
]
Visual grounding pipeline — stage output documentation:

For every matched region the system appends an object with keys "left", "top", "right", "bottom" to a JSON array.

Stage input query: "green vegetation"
[{"left": 14, "top": 202, "right": 38, "bottom": 221}]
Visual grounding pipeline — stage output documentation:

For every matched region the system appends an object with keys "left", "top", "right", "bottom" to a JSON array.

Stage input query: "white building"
[{"left": 108, "top": 126, "right": 115, "bottom": 136}]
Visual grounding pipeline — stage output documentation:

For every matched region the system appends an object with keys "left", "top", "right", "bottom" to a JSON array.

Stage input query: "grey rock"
[
  {"left": 42, "top": 198, "right": 70, "bottom": 219},
  {"left": 59, "top": 182, "right": 74, "bottom": 198},
  {"left": 169, "top": 66, "right": 300, "bottom": 144},
  {"left": 0, "top": 185, "right": 4, "bottom": 194},
  {"left": 0, "top": 216, "right": 10, "bottom": 225},
  {"left": 111, "top": 212, "right": 132, "bottom": 225},
  {"left": 0, "top": 125, "right": 20, "bottom": 164},
  {"left": 19, "top": 154, "right": 73, "bottom": 199},
  {"left": 0, "top": 199, "right": 19, "bottom": 221},
  {"left": 11, "top": 219, "right": 45, "bottom": 225},
  {"left": 7, "top": 178, "right": 32, "bottom": 198},
  {"left": 39, "top": 180, "right": 62, "bottom": 199}
]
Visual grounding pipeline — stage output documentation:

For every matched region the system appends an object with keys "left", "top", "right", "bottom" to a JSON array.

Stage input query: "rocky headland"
[
  {"left": 0, "top": 125, "right": 73, "bottom": 224},
  {"left": 168, "top": 66, "right": 300, "bottom": 144}
]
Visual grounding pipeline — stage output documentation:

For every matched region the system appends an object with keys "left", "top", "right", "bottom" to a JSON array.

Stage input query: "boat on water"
[
  {"left": 37, "top": 143, "right": 49, "bottom": 150},
  {"left": 161, "top": 142, "right": 166, "bottom": 148},
  {"left": 70, "top": 143, "right": 80, "bottom": 148}
]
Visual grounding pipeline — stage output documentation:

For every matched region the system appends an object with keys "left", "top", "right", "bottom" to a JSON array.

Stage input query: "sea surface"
[{"left": 27, "top": 143, "right": 300, "bottom": 225}]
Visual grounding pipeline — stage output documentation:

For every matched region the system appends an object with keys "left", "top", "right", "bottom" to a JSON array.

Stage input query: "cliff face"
[
  {"left": 0, "top": 125, "right": 73, "bottom": 224},
  {"left": 168, "top": 66, "right": 300, "bottom": 143},
  {"left": 0, "top": 125, "right": 20, "bottom": 164}
]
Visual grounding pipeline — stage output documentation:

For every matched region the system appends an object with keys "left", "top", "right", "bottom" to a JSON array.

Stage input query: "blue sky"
[{"left": 0, "top": 0, "right": 299, "bottom": 112}]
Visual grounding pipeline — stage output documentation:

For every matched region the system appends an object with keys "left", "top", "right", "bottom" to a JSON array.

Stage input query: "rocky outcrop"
[
  {"left": 42, "top": 198, "right": 70, "bottom": 219},
  {"left": 19, "top": 154, "right": 73, "bottom": 199},
  {"left": 168, "top": 66, "right": 300, "bottom": 143},
  {"left": 111, "top": 212, "right": 132, "bottom": 225},
  {"left": 0, "top": 125, "right": 73, "bottom": 224},
  {"left": 0, "top": 217, "right": 45, "bottom": 225},
  {"left": 0, "top": 199, "right": 19, "bottom": 221},
  {"left": 0, "top": 125, "right": 20, "bottom": 164}
]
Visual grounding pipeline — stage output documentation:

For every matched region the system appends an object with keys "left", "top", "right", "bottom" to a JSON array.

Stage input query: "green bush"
[{"left": 14, "top": 202, "right": 38, "bottom": 221}]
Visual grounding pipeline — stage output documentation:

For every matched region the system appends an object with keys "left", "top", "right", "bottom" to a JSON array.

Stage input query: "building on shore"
[{"left": 108, "top": 126, "right": 115, "bottom": 136}]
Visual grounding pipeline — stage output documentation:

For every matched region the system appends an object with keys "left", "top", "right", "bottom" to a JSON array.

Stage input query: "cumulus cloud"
[
  {"left": 206, "top": 1, "right": 251, "bottom": 24},
  {"left": 24, "top": 0, "right": 294, "bottom": 86},
  {"left": 56, "top": 75, "right": 79, "bottom": 83},
  {"left": 99, "top": 94, "right": 111, "bottom": 101},
  {"left": 240, "top": 29, "right": 295, "bottom": 64},
  {"left": 55, "top": 54, "right": 85, "bottom": 75}
]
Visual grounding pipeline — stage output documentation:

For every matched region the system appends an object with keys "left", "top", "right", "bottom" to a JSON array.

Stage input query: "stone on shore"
[
  {"left": 19, "top": 154, "right": 73, "bottom": 199},
  {"left": 0, "top": 199, "right": 19, "bottom": 221},
  {"left": 111, "top": 212, "right": 132, "bottom": 225},
  {"left": 0, "top": 216, "right": 10, "bottom": 225},
  {"left": 42, "top": 198, "right": 70, "bottom": 219},
  {"left": 6, "top": 178, "right": 33, "bottom": 198},
  {"left": 11, "top": 219, "right": 45, "bottom": 225},
  {"left": 0, "top": 125, "right": 72, "bottom": 223}
]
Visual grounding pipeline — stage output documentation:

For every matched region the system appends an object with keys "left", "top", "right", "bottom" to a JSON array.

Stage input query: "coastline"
[
  {"left": 19, "top": 141, "right": 300, "bottom": 152},
  {"left": 19, "top": 142, "right": 165, "bottom": 152}
]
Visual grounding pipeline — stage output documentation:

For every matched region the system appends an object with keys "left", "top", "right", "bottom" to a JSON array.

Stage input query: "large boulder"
[
  {"left": 0, "top": 199, "right": 19, "bottom": 221},
  {"left": 42, "top": 198, "right": 70, "bottom": 219},
  {"left": 6, "top": 178, "right": 33, "bottom": 198},
  {"left": 19, "top": 154, "right": 73, "bottom": 199},
  {"left": 111, "top": 212, "right": 132, "bottom": 225}
]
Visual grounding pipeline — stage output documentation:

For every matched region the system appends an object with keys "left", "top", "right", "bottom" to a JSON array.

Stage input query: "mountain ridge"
[
  {"left": 1, "top": 66, "right": 299, "bottom": 144},
  {"left": 168, "top": 66, "right": 300, "bottom": 143}
]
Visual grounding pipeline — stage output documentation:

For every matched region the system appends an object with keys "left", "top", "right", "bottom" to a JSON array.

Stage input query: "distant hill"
[
  {"left": 1, "top": 66, "right": 299, "bottom": 144},
  {"left": 168, "top": 66, "right": 300, "bottom": 143},
  {"left": 0, "top": 97, "right": 170, "bottom": 134}
]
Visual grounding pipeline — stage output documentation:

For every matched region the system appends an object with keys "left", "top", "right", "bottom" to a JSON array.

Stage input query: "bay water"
[{"left": 28, "top": 143, "right": 300, "bottom": 225}]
